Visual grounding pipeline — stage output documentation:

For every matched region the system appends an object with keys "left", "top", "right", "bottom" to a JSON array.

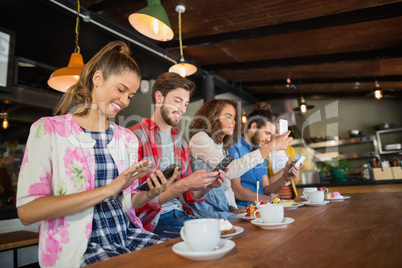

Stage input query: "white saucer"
[
  {"left": 301, "top": 200, "right": 330, "bottom": 206},
  {"left": 221, "top": 226, "right": 244, "bottom": 239},
  {"left": 283, "top": 202, "right": 304, "bottom": 210},
  {"left": 239, "top": 213, "right": 255, "bottom": 221},
  {"left": 250, "top": 217, "right": 294, "bottom": 229},
  {"left": 324, "top": 195, "right": 351, "bottom": 202},
  {"left": 172, "top": 239, "right": 235, "bottom": 261}
]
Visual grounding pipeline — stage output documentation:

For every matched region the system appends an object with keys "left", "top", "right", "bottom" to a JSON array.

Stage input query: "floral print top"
[{"left": 17, "top": 114, "right": 142, "bottom": 268}]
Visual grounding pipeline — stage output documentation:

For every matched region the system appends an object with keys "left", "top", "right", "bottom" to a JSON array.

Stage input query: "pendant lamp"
[
  {"left": 1, "top": 112, "right": 8, "bottom": 130},
  {"left": 48, "top": 0, "right": 84, "bottom": 92},
  {"left": 129, "top": 0, "right": 173, "bottom": 41},
  {"left": 374, "top": 81, "right": 382, "bottom": 100},
  {"left": 293, "top": 97, "right": 315, "bottom": 114},
  {"left": 169, "top": 5, "right": 197, "bottom": 77}
]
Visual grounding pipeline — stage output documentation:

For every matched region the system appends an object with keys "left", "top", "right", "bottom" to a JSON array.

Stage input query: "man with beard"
[
  {"left": 228, "top": 102, "right": 300, "bottom": 208},
  {"left": 130, "top": 72, "right": 226, "bottom": 238}
]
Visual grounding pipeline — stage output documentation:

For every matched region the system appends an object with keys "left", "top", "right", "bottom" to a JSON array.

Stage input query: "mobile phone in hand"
[
  {"left": 212, "top": 155, "right": 235, "bottom": 172},
  {"left": 136, "top": 164, "right": 181, "bottom": 191},
  {"left": 278, "top": 119, "right": 288, "bottom": 135},
  {"left": 288, "top": 155, "right": 306, "bottom": 173}
]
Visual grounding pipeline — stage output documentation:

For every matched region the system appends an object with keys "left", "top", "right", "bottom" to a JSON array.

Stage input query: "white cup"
[
  {"left": 303, "top": 187, "right": 318, "bottom": 198},
  {"left": 305, "top": 190, "right": 324, "bottom": 203},
  {"left": 180, "top": 218, "right": 220, "bottom": 251},
  {"left": 254, "top": 204, "right": 284, "bottom": 224}
]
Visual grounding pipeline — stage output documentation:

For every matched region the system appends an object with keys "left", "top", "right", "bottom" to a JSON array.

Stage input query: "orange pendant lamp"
[{"left": 48, "top": 0, "right": 84, "bottom": 92}]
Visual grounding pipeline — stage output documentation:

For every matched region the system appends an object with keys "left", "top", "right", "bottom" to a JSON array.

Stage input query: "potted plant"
[{"left": 318, "top": 157, "right": 352, "bottom": 182}]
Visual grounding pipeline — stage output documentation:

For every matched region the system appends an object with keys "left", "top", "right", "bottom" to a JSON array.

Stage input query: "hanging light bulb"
[
  {"left": 129, "top": 0, "right": 173, "bottom": 41},
  {"left": 169, "top": 5, "right": 197, "bottom": 77},
  {"left": 241, "top": 109, "right": 248, "bottom": 124},
  {"left": 2, "top": 112, "right": 8, "bottom": 130},
  {"left": 374, "top": 81, "right": 382, "bottom": 100},
  {"left": 48, "top": 0, "right": 84, "bottom": 92},
  {"left": 293, "top": 96, "right": 314, "bottom": 114}
]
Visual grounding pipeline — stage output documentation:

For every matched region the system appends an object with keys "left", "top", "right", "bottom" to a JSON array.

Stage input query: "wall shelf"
[{"left": 308, "top": 135, "right": 376, "bottom": 149}]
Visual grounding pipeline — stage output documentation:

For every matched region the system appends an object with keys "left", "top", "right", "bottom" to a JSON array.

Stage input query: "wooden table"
[{"left": 87, "top": 192, "right": 402, "bottom": 268}]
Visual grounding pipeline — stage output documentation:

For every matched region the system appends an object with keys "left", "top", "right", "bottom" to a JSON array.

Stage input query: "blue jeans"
[{"left": 153, "top": 210, "right": 195, "bottom": 239}]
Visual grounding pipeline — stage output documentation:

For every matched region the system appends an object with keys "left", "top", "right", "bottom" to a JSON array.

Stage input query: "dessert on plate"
[
  {"left": 319, "top": 187, "right": 344, "bottom": 199},
  {"left": 220, "top": 219, "right": 235, "bottom": 235},
  {"left": 272, "top": 197, "right": 296, "bottom": 206},
  {"left": 245, "top": 201, "right": 266, "bottom": 218}
]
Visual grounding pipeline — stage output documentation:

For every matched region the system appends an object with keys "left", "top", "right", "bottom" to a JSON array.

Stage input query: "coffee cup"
[
  {"left": 305, "top": 190, "right": 324, "bottom": 203},
  {"left": 180, "top": 218, "right": 220, "bottom": 251},
  {"left": 254, "top": 204, "right": 284, "bottom": 224},
  {"left": 303, "top": 187, "right": 318, "bottom": 198}
]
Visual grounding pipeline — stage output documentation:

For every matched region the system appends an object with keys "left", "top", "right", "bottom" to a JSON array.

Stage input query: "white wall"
[{"left": 294, "top": 98, "right": 401, "bottom": 140}]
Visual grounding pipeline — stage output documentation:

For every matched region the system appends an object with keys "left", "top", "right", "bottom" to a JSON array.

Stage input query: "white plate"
[
  {"left": 172, "top": 239, "right": 235, "bottom": 261},
  {"left": 239, "top": 213, "right": 255, "bottom": 221},
  {"left": 221, "top": 226, "right": 244, "bottom": 239},
  {"left": 283, "top": 202, "right": 304, "bottom": 210},
  {"left": 301, "top": 200, "right": 330, "bottom": 206},
  {"left": 324, "top": 195, "right": 351, "bottom": 202},
  {"left": 250, "top": 217, "right": 294, "bottom": 229}
]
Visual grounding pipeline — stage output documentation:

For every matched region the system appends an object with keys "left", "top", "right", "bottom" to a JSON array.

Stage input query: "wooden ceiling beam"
[
  {"left": 240, "top": 75, "right": 402, "bottom": 86},
  {"left": 203, "top": 46, "right": 402, "bottom": 71},
  {"left": 160, "top": 2, "right": 402, "bottom": 49}
]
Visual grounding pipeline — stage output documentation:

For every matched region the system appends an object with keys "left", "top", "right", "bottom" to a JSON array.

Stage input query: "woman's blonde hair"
[{"left": 54, "top": 41, "right": 141, "bottom": 116}]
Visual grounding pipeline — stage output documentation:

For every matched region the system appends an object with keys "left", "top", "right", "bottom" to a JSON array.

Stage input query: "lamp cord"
[
  {"left": 75, "top": 0, "right": 81, "bottom": 53},
  {"left": 178, "top": 11, "right": 184, "bottom": 61}
]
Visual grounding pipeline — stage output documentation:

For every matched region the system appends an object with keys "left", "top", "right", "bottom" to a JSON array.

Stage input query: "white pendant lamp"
[{"left": 169, "top": 5, "right": 197, "bottom": 77}]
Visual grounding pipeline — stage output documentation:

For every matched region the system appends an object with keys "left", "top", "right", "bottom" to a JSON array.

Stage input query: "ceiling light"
[
  {"left": 129, "top": 0, "right": 173, "bottom": 41},
  {"left": 47, "top": 0, "right": 84, "bottom": 93},
  {"left": 293, "top": 97, "right": 314, "bottom": 114},
  {"left": 241, "top": 109, "right": 248, "bottom": 124},
  {"left": 1, "top": 112, "right": 8, "bottom": 130},
  {"left": 168, "top": 5, "right": 197, "bottom": 77},
  {"left": 374, "top": 81, "right": 382, "bottom": 100}
]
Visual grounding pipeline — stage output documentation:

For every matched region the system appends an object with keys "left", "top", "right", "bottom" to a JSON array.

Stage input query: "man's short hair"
[{"left": 151, "top": 72, "right": 196, "bottom": 104}]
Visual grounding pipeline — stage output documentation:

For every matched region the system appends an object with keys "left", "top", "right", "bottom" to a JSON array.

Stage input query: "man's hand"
[
  {"left": 146, "top": 166, "right": 179, "bottom": 199},
  {"left": 207, "top": 169, "right": 227, "bottom": 189}
]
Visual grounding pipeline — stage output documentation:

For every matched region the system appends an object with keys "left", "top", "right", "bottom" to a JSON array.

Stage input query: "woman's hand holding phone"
[
  {"left": 108, "top": 160, "right": 155, "bottom": 197},
  {"left": 283, "top": 157, "right": 304, "bottom": 182}
]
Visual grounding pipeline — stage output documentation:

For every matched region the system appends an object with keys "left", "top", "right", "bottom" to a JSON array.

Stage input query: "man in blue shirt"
[{"left": 228, "top": 103, "right": 301, "bottom": 207}]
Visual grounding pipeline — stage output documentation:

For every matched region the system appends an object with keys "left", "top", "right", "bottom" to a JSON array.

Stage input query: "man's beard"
[
  {"left": 250, "top": 133, "right": 262, "bottom": 149},
  {"left": 161, "top": 104, "right": 180, "bottom": 127}
]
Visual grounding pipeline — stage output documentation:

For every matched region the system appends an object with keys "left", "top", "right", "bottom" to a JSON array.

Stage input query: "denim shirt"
[{"left": 228, "top": 136, "right": 268, "bottom": 207}]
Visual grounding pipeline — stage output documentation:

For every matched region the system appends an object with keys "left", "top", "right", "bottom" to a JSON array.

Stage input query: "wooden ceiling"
[{"left": 78, "top": 0, "right": 402, "bottom": 99}]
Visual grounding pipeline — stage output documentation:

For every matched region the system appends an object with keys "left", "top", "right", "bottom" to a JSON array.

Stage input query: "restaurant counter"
[
  {"left": 296, "top": 179, "right": 402, "bottom": 194},
  {"left": 87, "top": 192, "right": 402, "bottom": 268}
]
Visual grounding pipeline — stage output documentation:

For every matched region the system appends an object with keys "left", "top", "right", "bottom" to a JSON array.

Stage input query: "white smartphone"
[
  {"left": 289, "top": 155, "right": 306, "bottom": 173},
  {"left": 278, "top": 119, "right": 288, "bottom": 135}
]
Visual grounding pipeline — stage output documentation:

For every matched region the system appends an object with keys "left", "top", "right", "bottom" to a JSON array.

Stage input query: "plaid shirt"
[{"left": 130, "top": 118, "right": 203, "bottom": 231}]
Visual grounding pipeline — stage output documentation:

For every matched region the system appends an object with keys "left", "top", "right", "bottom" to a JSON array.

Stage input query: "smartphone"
[
  {"left": 288, "top": 155, "right": 306, "bottom": 173},
  {"left": 212, "top": 155, "right": 235, "bottom": 172},
  {"left": 278, "top": 119, "right": 288, "bottom": 135},
  {"left": 136, "top": 164, "right": 181, "bottom": 191}
]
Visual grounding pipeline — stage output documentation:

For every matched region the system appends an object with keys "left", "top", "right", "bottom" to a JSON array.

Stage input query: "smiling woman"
[{"left": 16, "top": 41, "right": 172, "bottom": 267}]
